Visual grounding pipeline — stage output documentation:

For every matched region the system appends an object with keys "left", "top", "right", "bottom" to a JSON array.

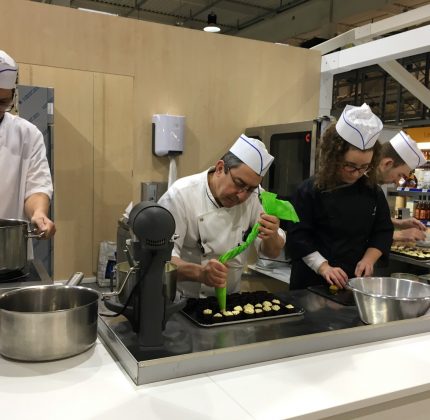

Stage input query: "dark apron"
[{"left": 289, "top": 184, "right": 377, "bottom": 290}]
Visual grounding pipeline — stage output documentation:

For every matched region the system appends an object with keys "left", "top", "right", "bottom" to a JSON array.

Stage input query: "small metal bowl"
[{"left": 347, "top": 277, "right": 430, "bottom": 324}]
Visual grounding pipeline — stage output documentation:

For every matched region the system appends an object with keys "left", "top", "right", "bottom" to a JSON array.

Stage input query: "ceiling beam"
[
  {"left": 379, "top": 60, "right": 430, "bottom": 109},
  {"left": 321, "top": 24, "right": 430, "bottom": 75},
  {"left": 313, "top": 4, "right": 430, "bottom": 55},
  {"left": 319, "top": 23, "right": 430, "bottom": 116}
]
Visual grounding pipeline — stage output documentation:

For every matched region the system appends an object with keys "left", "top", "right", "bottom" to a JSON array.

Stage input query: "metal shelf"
[{"left": 387, "top": 187, "right": 430, "bottom": 196}]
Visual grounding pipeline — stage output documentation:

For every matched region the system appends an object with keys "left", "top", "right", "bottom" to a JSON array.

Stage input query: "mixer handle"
[
  {"left": 101, "top": 265, "right": 139, "bottom": 299},
  {"left": 124, "top": 239, "right": 137, "bottom": 268}
]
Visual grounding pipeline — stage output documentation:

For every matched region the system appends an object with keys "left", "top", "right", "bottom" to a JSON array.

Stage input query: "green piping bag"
[{"left": 215, "top": 191, "right": 299, "bottom": 311}]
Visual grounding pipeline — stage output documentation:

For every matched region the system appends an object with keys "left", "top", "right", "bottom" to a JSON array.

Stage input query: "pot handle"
[
  {"left": 27, "top": 226, "right": 46, "bottom": 239},
  {"left": 66, "top": 272, "right": 85, "bottom": 286}
]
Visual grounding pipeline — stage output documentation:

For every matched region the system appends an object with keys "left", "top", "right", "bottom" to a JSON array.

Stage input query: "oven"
[{"left": 245, "top": 118, "right": 333, "bottom": 200}]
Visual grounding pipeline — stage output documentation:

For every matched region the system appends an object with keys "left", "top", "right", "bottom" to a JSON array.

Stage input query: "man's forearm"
[
  {"left": 24, "top": 192, "right": 50, "bottom": 219},
  {"left": 361, "top": 247, "right": 382, "bottom": 265},
  {"left": 171, "top": 256, "right": 203, "bottom": 283},
  {"left": 260, "top": 233, "right": 285, "bottom": 259}
]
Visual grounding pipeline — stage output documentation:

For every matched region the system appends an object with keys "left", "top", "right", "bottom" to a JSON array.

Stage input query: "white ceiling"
[{"left": 33, "top": 0, "right": 430, "bottom": 46}]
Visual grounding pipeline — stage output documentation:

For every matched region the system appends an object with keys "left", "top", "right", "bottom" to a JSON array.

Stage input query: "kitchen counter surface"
[
  {"left": 2, "top": 330, "right": 430, "bottom": 419},
  {"left": 2, "top": 274, "right": 430, "bottom": 419}
]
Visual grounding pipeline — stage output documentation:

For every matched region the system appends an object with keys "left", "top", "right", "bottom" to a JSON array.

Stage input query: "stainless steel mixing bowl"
[{"left": 347, "top": 277, "right": 430, "bottom": 324}]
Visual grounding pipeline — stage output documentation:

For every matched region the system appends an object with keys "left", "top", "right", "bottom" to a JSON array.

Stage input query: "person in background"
[
  {"left": 377, "top": 131, "right": 427, "bottom": 242},
  {"left": 158, "top": 134, "right": 286, "bottom": 298},
  {"left": 286, "top": 103, "right": 393, "bottom": 290},
  {"left": 0, "top": 50, "right": 55, "bottom": 239}
]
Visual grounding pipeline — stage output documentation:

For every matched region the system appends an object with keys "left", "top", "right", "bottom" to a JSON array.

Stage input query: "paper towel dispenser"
[{"left": 152, "top": 114, "right": 185, "bottom": 157}]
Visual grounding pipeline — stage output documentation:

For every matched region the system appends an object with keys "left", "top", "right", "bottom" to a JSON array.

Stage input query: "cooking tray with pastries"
[
  {"left": 181, "top": 290, "right": 304, "bottom": 328},
  {"left": 390, "top": 243, "right": 430, "bottom": 261}
]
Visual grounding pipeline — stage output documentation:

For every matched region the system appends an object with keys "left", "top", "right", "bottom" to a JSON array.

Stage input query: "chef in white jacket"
[
  {"left": 158, "top": 134, "right": 286, "bottom": 298},
  {"left": 377, "top": 131, "right": 427, "bottom": 242},
  {"left": 0, "top": 50, "right": 55, "bottom": 238}
]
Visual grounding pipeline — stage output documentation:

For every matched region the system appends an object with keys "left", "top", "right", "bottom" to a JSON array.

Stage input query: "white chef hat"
[
  {"left": 0, "top": 50, "right": 18, "bottom": 89},
  {"left": 390, "top": 131, "right": 426, "bottom": 169},
  {"left": 336, "top": 103, "right": 383, "bottom": 150},
  {"left": 229, "top": 134, "right": 274, "bottom": 176}
]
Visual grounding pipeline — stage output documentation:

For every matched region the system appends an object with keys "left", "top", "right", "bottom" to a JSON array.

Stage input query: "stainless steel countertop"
[
  {"left": 100, "top": 287, "right": 361, "bottom": 359},
  {"left": 97, "top": 273, "right": 430, "bottom": 384}
]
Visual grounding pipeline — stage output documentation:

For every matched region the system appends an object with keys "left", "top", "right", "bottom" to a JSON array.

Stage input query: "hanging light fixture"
[{"left": 203, "top": 12, "right": 221, "bottom": 33}]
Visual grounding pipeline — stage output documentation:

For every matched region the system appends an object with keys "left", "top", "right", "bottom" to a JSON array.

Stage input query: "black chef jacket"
[{"left": 286, "top": 176, "right": 394, "bottom": 290}]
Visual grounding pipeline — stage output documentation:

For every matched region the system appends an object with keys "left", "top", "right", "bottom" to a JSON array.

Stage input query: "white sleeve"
[
  {"left": 302, "top": 251, "right": 327, "bottom": 274},
  {"left": 25, "top": 127, "right": 53, "bottom": 200}
]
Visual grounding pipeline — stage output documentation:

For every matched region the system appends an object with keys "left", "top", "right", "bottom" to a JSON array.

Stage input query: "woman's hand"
[
  {"left": 355, "top": 259, "right": 374, "bottom": 277},
  {"left": 318, "top": 262, "right": 348, "bottom": 289}
]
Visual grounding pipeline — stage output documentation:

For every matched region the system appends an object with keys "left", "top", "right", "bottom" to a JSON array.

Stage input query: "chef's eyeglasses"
[
  {"left": 342, "top": 162, "right": 372, "bottom": 175},
  {"left": 226, "top": 167, "right": 260, "bottom": 194}
]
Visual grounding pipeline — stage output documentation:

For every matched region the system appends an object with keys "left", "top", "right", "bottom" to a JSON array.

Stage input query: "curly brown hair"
[{"left": 314, "top": 123, "right": 381, "bottom": 190}]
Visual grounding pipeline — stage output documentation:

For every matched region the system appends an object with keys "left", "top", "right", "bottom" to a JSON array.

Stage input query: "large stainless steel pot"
[
  {"left": 0, "top": 273, "right": 99, "bottom": 361},
  {"left": 0, "top": 219, "right": 42, "bottom": 275}
]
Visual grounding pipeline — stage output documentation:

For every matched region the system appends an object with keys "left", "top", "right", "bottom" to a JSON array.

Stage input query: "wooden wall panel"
[
  {"left": 2, "top": 0, "right": 135, "bottom": 76},
  {"left": 93, "top": 73, "right": 134, "bottom": 272},
  {"left": 18, "top": 64, "right": 95, "bottom": 279}
]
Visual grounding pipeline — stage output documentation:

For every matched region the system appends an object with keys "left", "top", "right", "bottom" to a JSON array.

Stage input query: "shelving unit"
[
  {"left": 388, "top": 187, "right": 430, "bottom": 197},
  {"left": 332, "top": 52, "right": 430, "bottom": 125}
]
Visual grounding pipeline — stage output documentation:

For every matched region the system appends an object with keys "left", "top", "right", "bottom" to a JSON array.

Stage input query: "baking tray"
[
  {"left": 390, "top": 249, "right": 430, "bottom": 261},
  {"left": 308, "top": 285, "right": 356, "bottom": 306},
  {"left": 181, "top": 291, "right": 304, "bottom": 328}
]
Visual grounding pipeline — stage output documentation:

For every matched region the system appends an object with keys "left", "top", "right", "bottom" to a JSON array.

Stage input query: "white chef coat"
[
  {"left": 0, "top": 112, "right": 53, "bottom": 221},
  {"left": 158, "top": 168, "right": 286, "bottom": 298}
]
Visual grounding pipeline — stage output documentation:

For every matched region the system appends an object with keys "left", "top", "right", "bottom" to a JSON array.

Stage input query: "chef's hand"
[
  {"left": 393, "top": 217, "right": 426, "bottom": 231},
  {"left": 200, "top": 259, "right": 228, "bottom": 288},
  {"left": 393, "top": 228, "right": 426, "bottom": 242},
  {"left": 31, "top": 213, "right": 56, "bottom": 239},
  {"left": 257, "top": 213, "right": 280, "bottom": 241},
  {"left": 318, "top": 262, "right": 348, "bottom": 289},
  {"left": 354, "top": 259, "right": 374, "bottom": 277}
]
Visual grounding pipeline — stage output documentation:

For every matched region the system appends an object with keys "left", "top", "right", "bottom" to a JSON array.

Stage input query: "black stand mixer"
[{"left": 104, "top": 201, "right": 186, "bottom": 349}]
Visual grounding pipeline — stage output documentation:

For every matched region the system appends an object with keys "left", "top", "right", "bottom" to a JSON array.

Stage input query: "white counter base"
[{"left": 2, "top": 332, "right": 430, "bottom": 419}]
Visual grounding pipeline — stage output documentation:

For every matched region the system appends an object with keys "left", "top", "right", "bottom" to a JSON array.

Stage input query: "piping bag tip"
[{"left": 215, "top": 287, "right": 227, "bottom": 311}]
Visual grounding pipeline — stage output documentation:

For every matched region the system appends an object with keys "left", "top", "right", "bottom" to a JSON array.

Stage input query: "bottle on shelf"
[
  {"left": 420, "top": 199, "right": 427, "bottom": 221},
  {"left": 415, "top": 196, "right": 422, "bottom": 220}
]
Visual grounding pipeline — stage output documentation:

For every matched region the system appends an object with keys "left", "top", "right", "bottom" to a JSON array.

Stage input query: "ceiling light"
[
  {"left": 203, "top": 12, "right": 221, "bottom": 33},
  {"left": 78, "top": 8, "right": 118, "bottom": 16}
]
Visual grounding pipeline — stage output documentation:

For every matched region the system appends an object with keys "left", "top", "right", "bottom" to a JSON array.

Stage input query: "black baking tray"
[
  {"left": 390, "top": 249, "right": 430, "bottom": 261},
  {"left": 181, "top": 291, "right": 304, "bottom": 328},
  {"left": 307, "top": 285, "right": 356, "bottom": 306}
]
